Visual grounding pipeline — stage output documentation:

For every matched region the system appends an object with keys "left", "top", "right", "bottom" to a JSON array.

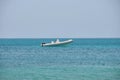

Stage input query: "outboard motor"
[{"left": 41, "top": 43, "right": 45, "bottom": 47}]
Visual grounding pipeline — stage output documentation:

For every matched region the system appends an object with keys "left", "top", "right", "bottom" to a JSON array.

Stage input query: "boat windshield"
[{"left": 56, "top": 39, "right": 60, "bottom": 43}]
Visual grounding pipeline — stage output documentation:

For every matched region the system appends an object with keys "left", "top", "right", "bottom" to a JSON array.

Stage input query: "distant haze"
[{"left": 0, "top": 0, "right": 120, "bottom": 38}]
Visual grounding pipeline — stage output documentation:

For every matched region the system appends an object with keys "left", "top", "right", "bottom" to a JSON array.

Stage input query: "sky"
[{"left": 0, "top": 0, "right": 120, "bottom": 38}]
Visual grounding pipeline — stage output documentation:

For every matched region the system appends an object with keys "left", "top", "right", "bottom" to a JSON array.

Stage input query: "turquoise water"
[{"left": 0, "top": 38, "right": 120, "bottom": 80}]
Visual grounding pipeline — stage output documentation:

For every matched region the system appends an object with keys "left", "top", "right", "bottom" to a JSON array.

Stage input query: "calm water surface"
[{"left": 0, "top": 38, "right": 120, "bottom": 80}]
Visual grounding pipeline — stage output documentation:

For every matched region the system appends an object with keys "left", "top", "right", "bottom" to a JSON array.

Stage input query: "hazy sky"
[{"left": 0, "top": 0, "right": 120, "bottom": 38}]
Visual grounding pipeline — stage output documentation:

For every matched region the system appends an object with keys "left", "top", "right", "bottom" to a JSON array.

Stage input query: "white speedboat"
[{"left": 41, "top": 39, "right": 73, "bottom": 47}]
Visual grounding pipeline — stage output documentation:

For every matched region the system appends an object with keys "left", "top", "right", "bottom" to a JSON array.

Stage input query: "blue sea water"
[{"left": 0, "top": 38, "right": 120, "bottom": 80}]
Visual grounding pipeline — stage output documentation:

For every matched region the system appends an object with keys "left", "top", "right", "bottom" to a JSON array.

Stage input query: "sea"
[{"left": 0, "top": 38, "right": 120, "bottom": 80}]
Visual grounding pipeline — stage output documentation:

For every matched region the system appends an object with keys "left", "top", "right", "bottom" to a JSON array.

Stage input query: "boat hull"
[{"left": 41, "top": 39, "right": 73, "bottom": 47}]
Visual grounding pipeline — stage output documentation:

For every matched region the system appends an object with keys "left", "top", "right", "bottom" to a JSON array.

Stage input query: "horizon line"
[{"left": 0, "top": 37, "right": 120, "bottom": 39}]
